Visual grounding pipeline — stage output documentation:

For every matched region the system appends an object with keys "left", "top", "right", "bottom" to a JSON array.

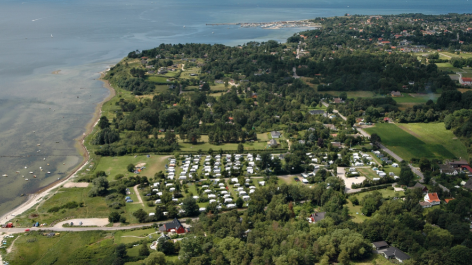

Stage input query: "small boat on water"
[
  {"left": 29, "top": 172, "right": 33, "bottom": 174},
  {"left": 47, "top": 171, "right": 51, "bottom": 174},
  {"left": 37, "top": 144, "right": 40, "bottom": 146},
  {"left": 20, "top": 194, "right": 25, "bottom": 197},
  {"left": 2, "top": 174, "right": 7, "bottom": 177},
  {"left": 25, "top": 179, "right": 29, "bottom": 181},
  {"left": 22, "top": 175, "right": 24, "bottom": 178},
  {"left": 25, "top": 166, "right": 27, "bottom": 169},
  {"left": 33, "top": 175, "right": 37, "bottom": 178},
  {"left": 47, "top": 163, "right": 50, "bottom": 166},
  {"left": 43, "top": 158, "right": 46, "bottom": 160},
  {"left": 16, "top": 171, "right": 20, "bottom": 173}
]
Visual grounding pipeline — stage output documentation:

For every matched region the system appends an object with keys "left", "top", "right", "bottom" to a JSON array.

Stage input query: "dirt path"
[
  {"left": 134, "top": 185, "right": 144, "bottom": 206},
  {"left": 6, "top": 235, "right": 20, "bottom": 254}
]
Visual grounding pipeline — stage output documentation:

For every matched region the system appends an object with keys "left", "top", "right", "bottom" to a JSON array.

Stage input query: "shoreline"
[{"left": 0, "top": 71, "right": 116, "bottom": 223}]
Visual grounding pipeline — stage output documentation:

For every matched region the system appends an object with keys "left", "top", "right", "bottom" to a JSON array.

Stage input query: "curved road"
[{"left": 323, "top": 101, "right": 425, "bottom": 182}]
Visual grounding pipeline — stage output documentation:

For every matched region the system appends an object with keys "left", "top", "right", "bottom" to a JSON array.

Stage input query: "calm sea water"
[{"left": 0, "top": 0, "right": 469, "bottom": 216}]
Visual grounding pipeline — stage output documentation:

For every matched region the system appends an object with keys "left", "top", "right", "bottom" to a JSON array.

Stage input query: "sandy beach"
[{"left": 0, "top": 71, "right": 116, "bottom": 224}]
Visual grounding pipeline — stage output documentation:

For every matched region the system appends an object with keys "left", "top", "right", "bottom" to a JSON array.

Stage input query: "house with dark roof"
[
  {"left": 382, "top": 247, "right": 410, "bottom": 263},
  {"left": 410, "top": 182, "right": 428, "bottom": 194},
  {"left": 308, "top": 212, "right": 326, "bottom": 223},
  {"left": 439, "top": 164, "right": 459, "bottom": 175},
  {"left": 464, "top": 178, "right": 472, "bottom": 190},
  {"left": 271, "top": 131, "right": 281, "bottom": 139},
  {"left": 372, "top": 241, "right": 389, "bottom": 250},
  {"left": 268, "top": 139, "right": 278, "bottom": 147},
  {"left": 159, "top": 218, "right": 188, "bottom": 234}
]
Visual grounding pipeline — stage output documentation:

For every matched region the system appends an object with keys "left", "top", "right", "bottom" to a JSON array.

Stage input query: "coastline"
[{"left": 0, "top": 71, "right": 116, "bottom": 223}]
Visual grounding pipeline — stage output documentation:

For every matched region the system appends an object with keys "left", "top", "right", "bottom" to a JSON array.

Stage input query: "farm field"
[
  {"left": 396, "top": 123, "right": 468, "bottom": 160},
  {"left": 364, "top": 123, "right": 466, "bottom": 161}
]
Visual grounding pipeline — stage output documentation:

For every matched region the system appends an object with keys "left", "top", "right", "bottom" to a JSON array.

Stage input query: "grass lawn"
[
  {"left": 357, "top": 168, "right": 378, "bottom": 180},
  {"left": 177, "top": 135, "right": 274, "bottom": 152},
  {"left": 436, "top": 62, "right": 454, "bottom": 68},
  {"left": 93, "top": 155, "right": 170, "bottom": 182},
  {"left": 4, "top": 231, "right": 114, "bottom": 265},
  {"left": 147, "top": 76, "right": 173, "bottom": 84},
  {"left": 14, "top": 187, "right": 111, "bottom": 227},
  {"left": 364, "top": 123, "right": 465, "bottom": 161},
  {"left": 353, "top": 254, "right": 398, "bottom": 265},
  {"left": 210, "top": 83, "right": 227, "bottom": 91}
]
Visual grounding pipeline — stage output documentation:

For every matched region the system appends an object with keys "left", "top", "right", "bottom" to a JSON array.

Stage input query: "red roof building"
[{"left": 424, "top": 193, "right": 440, "bottom": 206}]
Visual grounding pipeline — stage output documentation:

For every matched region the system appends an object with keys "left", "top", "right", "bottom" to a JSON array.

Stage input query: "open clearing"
[
  {"left": 63, "top": 182, "right": 89, "bottom": 188},
  {"left": 364, "top": 123, "right": 466, "bottom": 161},
  {"left": 322, "top": 90, "right": 375, "bottom": 98},
  {"left": 94, "top": 155, "right": 170, "bottom": 181}
]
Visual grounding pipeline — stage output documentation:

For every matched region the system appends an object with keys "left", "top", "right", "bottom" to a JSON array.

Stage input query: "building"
[
  {"left": 382, "top": 247, "right": 411, "bottom": 263},
  {"left": 391, "top": 91, "right": 402, "bottom": 97},
  {"left": 439, "top": 164, "right": 459, "bottom": 175},
  {"left": 268, "top": 139, "right": 278, "bottom": 147},
  {"left": 158, "top": 218, "right": 188, "bottom": 234},
  {"left": 460, "top": 77, "right": 472, "bottom": 86},
  {"left": 419, "top": 201, "right": 432, "bottom": 208},
  {"left": 271, "top": 131, "right": 281, "bottom": 139},
  {"left": 333, "top": 97, "right": 345, "bottom": 104},
  {"left": 308, "top": 212, "right": 326, "bottom": 223},
  {"left": 464, "top": 178, "right": 472, "bottom": 190},
  {"left": 411, "top": 182, "right": 428, "bottom": 194},
  {"left": 372, "top": 241, "right": 389, "bottom": 250},
  {"left": 424, "top": 193, "right": 440, "bottom": 206}
]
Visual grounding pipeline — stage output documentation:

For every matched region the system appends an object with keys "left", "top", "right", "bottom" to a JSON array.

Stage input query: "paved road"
[
  {"left": 1, "top": 218, "right": 197, "bottom": 234},
  {"left": 326, "top": 102, "right": 425, "bottom": 182},
  {"left": 292, "top": 67, "right": 300, "bottom": 79},
  {"left": 337, "top": 167, "right": 364, "bottom": 194}
]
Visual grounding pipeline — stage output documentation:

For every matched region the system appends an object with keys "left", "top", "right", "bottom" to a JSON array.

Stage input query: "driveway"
[{"left": 337, "top": 167, "right": 365, "bottom": 194}]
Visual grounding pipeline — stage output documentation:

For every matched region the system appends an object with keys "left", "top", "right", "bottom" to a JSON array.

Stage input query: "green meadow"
[{"left": 364, "top": 123, "right": 467, "bottom": 161}]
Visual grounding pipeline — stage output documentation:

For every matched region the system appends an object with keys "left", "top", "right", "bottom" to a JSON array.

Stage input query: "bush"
[
  {"left": 48, "top": 206, "right": 61, "bottom": 213},
  {"left": 127, "top": 164, "right": 135, "bottom": 172}
]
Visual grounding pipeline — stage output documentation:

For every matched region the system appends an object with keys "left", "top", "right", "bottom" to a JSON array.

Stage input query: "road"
[
  {"left": 324, "top": 101, "right": 425, "bottom": 182},
  {"left": 1, "top": 218, "right": 197, "bottom": 234},
  {"left": 292, "top": 66, "right": 300, "bottom": 79}
]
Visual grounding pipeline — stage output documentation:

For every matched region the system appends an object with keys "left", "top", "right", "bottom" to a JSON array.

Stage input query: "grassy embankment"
[{"left": 364, "top": 123, "right": 467, "bottom": 161}]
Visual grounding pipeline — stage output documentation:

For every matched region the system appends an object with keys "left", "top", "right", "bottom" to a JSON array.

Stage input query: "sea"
[{"left": 0, "top": 0, "right": 469, "bottom": 216}]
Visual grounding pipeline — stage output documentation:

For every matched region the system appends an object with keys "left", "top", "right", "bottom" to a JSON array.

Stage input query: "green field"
[
  {"left": 93, "top": 154, "right": 170, "bottom": 182},
  {"left": 13, "top": 187, "right": 112, "bottom": 227},
  {"left": 146, "top": 76, "right": 172, "bottom": 84},
  {"left": 322, "top": 91, "right": 375, "bottom": 98},
  {"left": 364, "top": 123, "right": 467, "bottom": 161},
  {"left": 177, "top": 134, "right": 277, "bottom": 152}
]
